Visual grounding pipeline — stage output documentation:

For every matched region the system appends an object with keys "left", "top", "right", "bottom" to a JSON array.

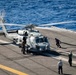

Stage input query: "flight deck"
[{"left": 0, "top": 28, "right": 76, "bottom": 75}]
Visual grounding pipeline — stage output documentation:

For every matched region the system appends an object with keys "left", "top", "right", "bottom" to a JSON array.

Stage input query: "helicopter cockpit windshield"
[{"left": 36, "top": 37, "right": 48, "bottom": 43}]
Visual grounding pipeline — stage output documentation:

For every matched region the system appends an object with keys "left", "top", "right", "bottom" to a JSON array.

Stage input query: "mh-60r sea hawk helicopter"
[{"left": 0, "top": 13, "right": 51, "bottom": 52}]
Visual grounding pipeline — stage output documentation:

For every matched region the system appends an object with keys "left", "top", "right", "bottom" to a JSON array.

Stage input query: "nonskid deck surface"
[{"left": 0, "top": 28, "right": 76, "bottom": 75}]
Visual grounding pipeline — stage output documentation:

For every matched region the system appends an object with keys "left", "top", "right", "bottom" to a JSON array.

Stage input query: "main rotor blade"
[
  {"left": 0, "top": 21, "right": 76, "bottom": 27},
  {"left": 0, "top": 23, "right": 25, "bottom": 26},
  {"left": 40, "top": 21, "right": 76, "bottom": 27}
]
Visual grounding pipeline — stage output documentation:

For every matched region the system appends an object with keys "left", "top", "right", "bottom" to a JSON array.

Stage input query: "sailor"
[
  {"left": 55, "top": 38, "right": 61, "bottom": 48},
  {"left": 21, "top": 36, "right": 27, "bottom": 54},
  {"left": 58, "top": 59, "right": 63, "bottom": 74},
  {"left": 68, "top": 51, "right": 73, "bottom": 66}
]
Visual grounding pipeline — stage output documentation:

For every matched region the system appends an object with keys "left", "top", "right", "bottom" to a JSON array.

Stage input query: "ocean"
[{"left": 0, "top": 0, "right": 76, "bottom": 31}]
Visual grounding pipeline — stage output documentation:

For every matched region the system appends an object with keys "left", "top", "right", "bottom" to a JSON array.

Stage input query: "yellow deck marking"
[{"left": 0, "top": 64, "right": 28, "bottom": 75}]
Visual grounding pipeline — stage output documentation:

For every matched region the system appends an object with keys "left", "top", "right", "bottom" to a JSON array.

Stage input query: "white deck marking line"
[
  {"left": 53, "top": 56, "right": 76, "bottom": 64},
  {"left": 65, "top": 52, "right": 76, "bottom": 57},
  {"left": 57, "top": 49, "right": 76, "bottom": 57},
  {"left": 45, "top": 53, "right": 76, "bottom": 64}
]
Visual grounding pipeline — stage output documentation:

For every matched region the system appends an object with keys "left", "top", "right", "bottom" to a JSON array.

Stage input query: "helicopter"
[{"left": 0, "top": 14, "right": 51, "bottom": 52}]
